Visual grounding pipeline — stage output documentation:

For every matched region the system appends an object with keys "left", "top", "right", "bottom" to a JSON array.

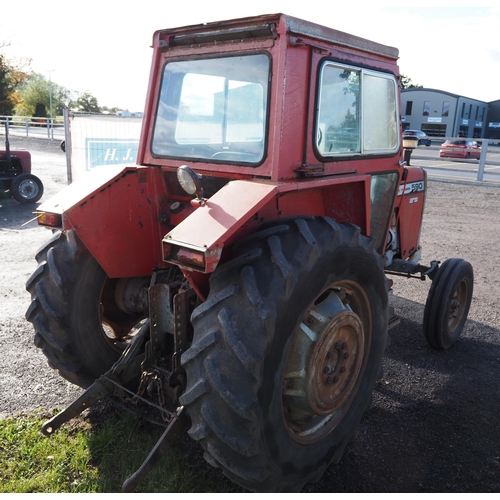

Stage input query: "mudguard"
[
  {"left": 36, "top": 165, "right": 167, "bottom": 278},
  {"left": 163, "top": 175, "right": 371, "bottom": 274}
]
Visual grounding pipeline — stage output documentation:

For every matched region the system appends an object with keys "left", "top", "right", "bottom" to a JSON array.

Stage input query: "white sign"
[
  {"left": 428, "top": 117, "right": 442, "bottom": 123},
  {"left": 69, "top": 115, "right": 142, "bottom": 181},
  {"left": 489, "top": 122, "right": 500, "bottom": 128}
]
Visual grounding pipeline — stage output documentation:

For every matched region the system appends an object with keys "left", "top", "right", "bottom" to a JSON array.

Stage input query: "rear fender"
[
  {"left": 37, "top": 165, "right": 168, "bottom": 278},
  {"left": 163, "top": 175, "right": 371, "bottom": 298}
]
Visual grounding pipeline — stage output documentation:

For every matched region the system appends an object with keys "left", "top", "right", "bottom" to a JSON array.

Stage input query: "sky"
[{"left": 1, "top": 1, "right": 499, "bottom": 112}]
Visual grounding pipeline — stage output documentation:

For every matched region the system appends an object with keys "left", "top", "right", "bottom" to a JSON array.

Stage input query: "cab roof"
[{"left": 154, "top": 13, "right": 399, "bottom": 60}]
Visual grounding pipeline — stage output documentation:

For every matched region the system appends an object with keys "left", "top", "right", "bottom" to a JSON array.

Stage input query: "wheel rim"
[
  {"left": 282, "top": 280, "right": 372, "bottom": 443},
  {"left": 18, "top": 179, "right": 40, "bottom": 200},
  {"left": 448, "top": 279, "right": 469, "bottom": 333}
]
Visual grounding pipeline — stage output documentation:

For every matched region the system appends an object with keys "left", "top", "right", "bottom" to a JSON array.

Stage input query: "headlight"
[{"left": 177, "top": 165, "right": 202, "bottom": 198}]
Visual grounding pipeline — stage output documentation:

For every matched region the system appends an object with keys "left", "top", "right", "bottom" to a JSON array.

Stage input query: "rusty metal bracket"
[
  {"left": 170, "top": 287, "right": 196, "bottom": 383},
  {"left": 122, "top": 406, "right": 190, "bottom": 492},
  {"left": 294, "top": 163, "right": 325, "bottom": 176},
  {"left": 41, "top": 320, "right": 150, "bottom": 436}
]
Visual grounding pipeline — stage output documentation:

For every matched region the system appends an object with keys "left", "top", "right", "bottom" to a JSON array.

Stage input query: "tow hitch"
[{"left": 40, "top": 319, "right": 191, "bottom": 492}]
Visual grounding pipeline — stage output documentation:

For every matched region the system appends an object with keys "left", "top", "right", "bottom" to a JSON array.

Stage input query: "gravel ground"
[{"left": 1, "top": 135, "right": 499, "bottom": 492}]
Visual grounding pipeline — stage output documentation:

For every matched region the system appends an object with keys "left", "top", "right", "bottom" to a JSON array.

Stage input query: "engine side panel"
[{"left": 397, "top": 167, "right": 426, "bottom": 259}]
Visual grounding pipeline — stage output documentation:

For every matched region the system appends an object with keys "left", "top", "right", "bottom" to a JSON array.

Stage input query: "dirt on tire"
[{"left": 1, "top": 135, "right": 499, "bottom": 492}]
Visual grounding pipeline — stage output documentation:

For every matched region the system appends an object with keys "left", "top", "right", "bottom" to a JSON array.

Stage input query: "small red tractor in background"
[
  {"left": 1, "top": 122, "right": 44, "bottom": 203},
  {"left": 26, "top": 14, "right": 473, "bottom": 492}
]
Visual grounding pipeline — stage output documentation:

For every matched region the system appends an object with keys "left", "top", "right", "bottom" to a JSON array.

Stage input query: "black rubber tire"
[
  {"left": 180, "top": 217, "right": 388, "bottom": 492},
  {"left": 423, "top": 258, "right": 473, "bottom": 349},
  {"left": 11, "top": 173, "right": 43, "bottom": 204},
  {"left": 25, "top": 230, "right": 147, "bottom": 388}
]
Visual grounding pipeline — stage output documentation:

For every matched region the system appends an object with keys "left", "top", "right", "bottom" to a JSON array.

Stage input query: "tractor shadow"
[
  {"left": 79, "top": 294, "right": 500, "bottom": 493},
  {"left": 0, "top": 194, "right": 43, "bottom": 231},
  {"left": 306, "top": 295, "right": 500, "bottom": 493}
]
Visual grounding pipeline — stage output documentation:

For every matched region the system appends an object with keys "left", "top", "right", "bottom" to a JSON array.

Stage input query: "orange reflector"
[{"left": 37, "top": 212, "right": 62, "bottom": 227}]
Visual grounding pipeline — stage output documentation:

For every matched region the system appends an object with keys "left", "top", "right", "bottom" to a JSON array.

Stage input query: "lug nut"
[
  {"left": 343, "top": 352, "right": 349, "bottom": 359},
  {"left": 341, "top": 342, "right": 347, "bottom": 350},
  {"left": 326, "top": 376, "right": 332, "bottom": 385},
  {"left": 326, "top": 351, "right": 333, "bottom": 359},
  {"left": 332, "top": 376, "right": 339, "bottom": 383},
  {"left": 340, "top": 366, "right": 346, "bottom": 373}
]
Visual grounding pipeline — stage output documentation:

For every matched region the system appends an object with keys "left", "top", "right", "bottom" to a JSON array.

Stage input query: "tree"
[
  {"left": 101, "top": 105, "right": 124, "bottom": 115},
  {"left": 400, "top": 75, "right": 423, "bottom": 90},
  {"left": 14, "top": 73, "right": 70, "bottom": 117},
  {"left": 0, "top": 43, "right": 30, "bottom": 115},
  {"left": 73, "top": 91, "right": 101, "bottom": 113}
]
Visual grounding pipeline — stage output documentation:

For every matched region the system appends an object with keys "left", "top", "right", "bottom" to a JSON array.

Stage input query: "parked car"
[
  {"left": 403, "top": 129, "right": 431, "bottom": 146},
  {"left": 439, "top": 139, "right": 481, "bottom": 160}
]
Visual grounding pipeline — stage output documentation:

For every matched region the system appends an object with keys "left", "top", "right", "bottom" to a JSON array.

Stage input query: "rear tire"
[
  {"left": 423, "top": 258, "right": 473, "bottom": 349},
  {"left": 26, "top": 230, "right": 148, "bottom": 387},
  {"left": 180, "top": 217, "right": 388, "bottom": 492}
]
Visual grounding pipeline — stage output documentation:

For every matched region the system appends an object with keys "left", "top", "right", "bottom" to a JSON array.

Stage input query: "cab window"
[
  {"left": 316, "top": 62, "right": 399, "bottom": 157},
  {"left": 152, "top": 54, "right": 270, "bottom": 164}
]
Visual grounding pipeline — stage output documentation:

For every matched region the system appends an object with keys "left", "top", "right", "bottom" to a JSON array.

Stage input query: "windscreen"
[{"left": 152, "top": 54, "right": 270, "bottom": 164}]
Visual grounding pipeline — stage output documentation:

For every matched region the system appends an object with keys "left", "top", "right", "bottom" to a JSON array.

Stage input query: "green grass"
[{"left": 0, "top": 407, "right": 242, "bottom": 493}]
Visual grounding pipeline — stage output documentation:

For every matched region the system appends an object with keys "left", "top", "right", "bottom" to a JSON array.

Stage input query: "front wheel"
[
  {"left": 423, "top": 258, "right": 473, "bottom": 349},
  {"left": 11, "top": 173, "right": 43, "bottom": 203},
  {"left": 180, "top": 217, "right": 389, "bottom": 492}
]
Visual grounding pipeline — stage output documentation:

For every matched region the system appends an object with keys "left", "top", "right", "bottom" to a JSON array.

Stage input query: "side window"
[{"left": 316, "top": 62, "right": 399, "bottom": 158}]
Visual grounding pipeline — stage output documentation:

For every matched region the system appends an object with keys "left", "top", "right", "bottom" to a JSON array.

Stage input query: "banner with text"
[{"left": 69, "top": 114, "right": 142, "bottom": 181}]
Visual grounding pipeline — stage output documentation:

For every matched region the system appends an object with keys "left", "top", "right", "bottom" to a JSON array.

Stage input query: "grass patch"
[{"left": 0, "top": 406, "right": 242, "bottom": 493}]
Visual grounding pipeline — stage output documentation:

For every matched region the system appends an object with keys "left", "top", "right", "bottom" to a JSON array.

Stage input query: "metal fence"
[{"left": 0, "top": 115, "right": 65, "bottom": 140}]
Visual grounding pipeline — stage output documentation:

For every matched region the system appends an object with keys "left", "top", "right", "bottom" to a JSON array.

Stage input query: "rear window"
[{"left": 152, "top": 53, "right": 270, "bottom": 165}]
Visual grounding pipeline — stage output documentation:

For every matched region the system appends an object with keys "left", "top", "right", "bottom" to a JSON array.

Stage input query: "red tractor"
[
  {"left": 26, "top": 14, "right": 473, "bottom": 492},
  {"left": 1, "top": 123, "right": 44, "bottom": 203}
]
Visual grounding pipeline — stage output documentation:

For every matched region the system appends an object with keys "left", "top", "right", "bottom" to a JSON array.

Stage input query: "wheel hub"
[
  {"left": 307, "top": 311, "right": 364, "bottom": 415},
  {"left": 19, "top": 179, "right": 39, "bottom": 199}
]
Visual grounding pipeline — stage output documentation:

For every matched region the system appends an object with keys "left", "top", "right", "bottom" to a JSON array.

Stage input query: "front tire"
[
  {"left": 423, "top": 258, "right": 473, "bottom": 349},
  {"left": 26, "top": 230, "right": 148, "bottom": 387},
  {"left": 11, "top": 173, "right": 43, "bottom": 203},
  {"left": 180, "top": 217, "right": 388, "bottom": 492}
]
